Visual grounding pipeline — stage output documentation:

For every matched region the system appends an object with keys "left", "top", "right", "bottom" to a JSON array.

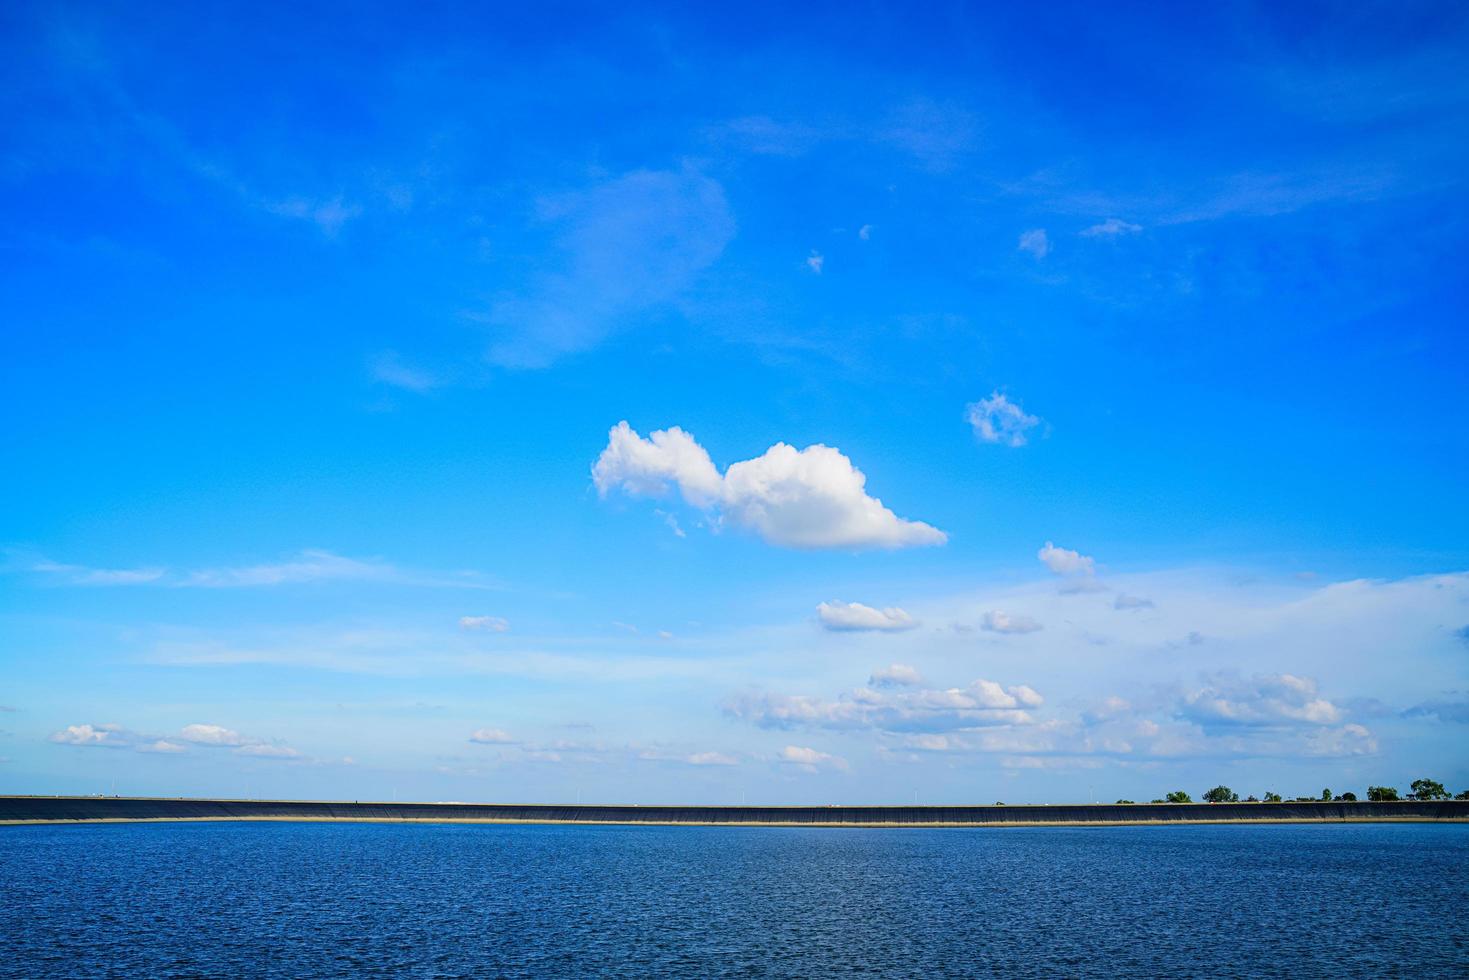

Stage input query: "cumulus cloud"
[
  {"left": 1038, "top": 541, "right": 1096, "bottom": 578},
  {"left": 137, "top": 740, "right": 186, "bottom": 754},
  {"left": 858, "top": 224, "right": 872, "bottom": 240},
  {"left": 469, "top": 728, "right": 516, "bottom": 744},
  {"left": 965, "top": 392, "right": 1042, "bottom": 447},
  {"left": 1179, "top": 674, "right": 1346, "bottom": 727},
  {"left": 1079, "top": 218, "right": 1142, "bottom": 237},
  {"left": 179, "top": 724, "right": 250, "bottom": 746},
  {"left": 593, "top": 422, "right": 946, "bottom": 550},
  {"left": 460, "top": 616, "right": 510, "bottom": 633},
  {"left": 869, "top": 664, "right": 924, "bottom": 688},
  {"left": 1018, "top": 228, "right": 1050, "bottom": 258},
  {"left": 1037, "top": 542, "right": 1102, "bottom": 590},
  {"left": 817, "top": 601, "right": 917, "bottom": 632},
  {"left": 779, "top": 745, "right": 848, "bottom": 771},
  {"left": 727, "top": 676, "right": 1042, "bottom": 734},
  {"left": 980, "top": 610, "right": 1043, "bottom": 634},
  {"left": 684, "top": 751, "right": 739, "bottom": 766},
  {"left": 49, "top": 723, "right": 128, "bottom": 747}
]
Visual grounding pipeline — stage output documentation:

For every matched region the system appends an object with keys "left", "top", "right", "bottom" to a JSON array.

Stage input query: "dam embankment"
[{"left": 2, "top": 796, "right": 1467, "bottom": 827}]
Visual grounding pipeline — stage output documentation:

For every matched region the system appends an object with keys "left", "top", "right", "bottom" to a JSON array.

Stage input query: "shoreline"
[{"left": 3, "top": 796, "right": 1467, "bottom": 828}]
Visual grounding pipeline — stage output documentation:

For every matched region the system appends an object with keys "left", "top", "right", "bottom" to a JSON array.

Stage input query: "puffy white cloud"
[
  {"left": 460, "top": 616, "right": 510, "bottom": 633},
  {"left": 1038, "top": 541, "right": 1096, "bottom": 578},
  {"left": 180, "top": 724, "right": 249, "bottom": 746},
  {"left": 137, "top": 740, "right": 186, "bottom": 754},
  {"left": 817, "top": 601, "right": 917, "bottom": 632},
  {"left": 779, "top": 745, "right": 848, "bottom": 771},
  {"left": 965, "top": 392, "right": 1042, "bottom": 447},
  {"left": 1018, "top": 228, "right": 1050, "bottom": 258},
  {"left": 858, "top": 224, "right": 872, "bottom": 240},
  {"left": 49, "top": 723, "right": 127, "bottom": 747},
  {"left": 1179, "top": 674, "right": 1346, "bottom": 727},
  {"left": 684, "top": 751, "right": 739, "bottom": 766},
  {"left": 1080, "top": 218, "right": 1142, "bottom": 237},
  {"left": 469, "top": 728, "right": 515, "bottom": 744},
  {"left": 593, "top": 422, "right": 946, "bottom": 550},
  {"left": 869, "top": 664, "right": 924, "bottom": 688},
  {"left": 981, "top": 610, "right": 1043, "bottom": 634},
  {"left": 728, "top": 676, "right": 1042, "bottom": 734}
]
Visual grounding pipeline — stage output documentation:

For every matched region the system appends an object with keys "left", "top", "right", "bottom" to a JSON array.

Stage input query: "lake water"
[{"left": 2, "top": 822, "right": 1465, "bottom": 977}]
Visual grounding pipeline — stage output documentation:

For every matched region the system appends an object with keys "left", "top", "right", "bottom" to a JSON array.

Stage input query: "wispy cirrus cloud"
[{"left": 15, "top": 549, "right": 499, "bottom": 590}]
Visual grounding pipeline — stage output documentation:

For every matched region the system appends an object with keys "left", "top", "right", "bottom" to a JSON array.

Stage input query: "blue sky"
[{"left": 2, "top": 0, "right": 1467, "bottom": 804}]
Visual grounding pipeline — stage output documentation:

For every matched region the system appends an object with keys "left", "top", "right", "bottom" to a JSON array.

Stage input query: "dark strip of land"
[{"left": 2, "top": 796, "right": 1467, "bottom": 827}]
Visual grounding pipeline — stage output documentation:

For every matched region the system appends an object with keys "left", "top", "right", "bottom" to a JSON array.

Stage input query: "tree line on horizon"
[{"left": 1110, "top": 778, "right": 1468, "bottom": 805}]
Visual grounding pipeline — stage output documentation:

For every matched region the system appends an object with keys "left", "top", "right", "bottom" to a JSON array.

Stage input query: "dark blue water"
[{"left": 2, "top": 822, "right": 1466, "bottom": 978}]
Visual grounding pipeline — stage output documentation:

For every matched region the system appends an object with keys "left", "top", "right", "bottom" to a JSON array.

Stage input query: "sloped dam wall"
[{"left": 2, "top": 796, "right": 1467, "bottom": 826}]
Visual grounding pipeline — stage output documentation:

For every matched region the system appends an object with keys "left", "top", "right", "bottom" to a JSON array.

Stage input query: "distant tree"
[
  {"left": 1321, "top": 788, "right": 1332, "bottom": 801},
  {"left": 1165, "top": 790, "right": 1192, "bottom": 803},
  {"left": 1456, "top": 790, "right": 1469, "bottom": 801},
  {"left": 1115, "top": 799, "right": 1135, "bottom": 804},
  {"left": 1293, "top": 796, "right": 1316, "bottom": 802},
  {"left": 994, "top": 801, "right": 1005, "bottom": 806},
  {"left": 1245, "top": 795, "right": 1259, "bottom": 803},
  {"left": 1202, "top": 785, "right": 1238, "bottom": 803},
  {"left": 1366, "top": 786, "right": 1399, "bottom": 802},
  {"left": 1408, "top": 779, "right": 1449, "bottom": 801},
  {"left": 1336, "top": 792, "right": 1357, "bottom": 802},
  {"left": 1150, "top": 799, "right": 1164, "bottom": 804},
  {"left": 1263, "top": 791, "right": 1283, "bottom": 803}
]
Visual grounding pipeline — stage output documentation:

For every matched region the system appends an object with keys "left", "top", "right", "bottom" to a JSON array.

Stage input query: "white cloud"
[
  {"left": 684, "top": 751, "right": 739, "bottom": 767},
  {"left": 965, "top": 392, "right": 1042, "bottom": 447},
  {"left": 49, "top": 723, "right": 127, "bottom": 747},
  {"left": 1018, "top": 228, "right": 1050, "bottom": 258},
  {"left": 858, "top": 224, "right": 872, "bottom": 240},
  {"left": 1179, "top": 674, "right": 1347, "bottom": 727},
  {"left": 234, "top": 744, "right": 301, "bottom": 759},
  {"left": 593, "top": 422, "right": 946, "bottom": 550},
  {"left": 179, "top": 724, "right": 250, "bottom": 746},
  {"left": 264, "top": 196, "right": 361, "bottom": 235},
  {"left": 17, "top": 550, "right": 495, "bottom": 591},
  {"left": 869, "top": 664, "right": 924, "bottom": 688},
  {"left": 1114, "top": 594, "right": 1154, "bottom": 610},
  {"left": 728, "top": 676, "right": 1042, "bottom": 734},
  {"left": 185, "top": 550, "right": 398, "bottom": 588},
  {"left": 981, "top": 610, "right": 1043, "bottom": 634},
  {"left": 1080, "top": 218, "right": 1142, "bottom": 237},
  {"left": 779, "top": 745, "right": 848, "bottom": 771},
  {"left": 469, "top": 728, "right": 515, "bottom": 744},
  {"left": 1037, "top": 541, "right": 1095, "bottom": 577},
  {"left": 459, "top": 616, "right": 510, "bottom": 633},
  {"left": 371, "top": 351, "right": 441, "bottom": 392},
  {"left": 482, "top": 168, "right": 734, "bottom": 368},
  {"left": 31, "top": 561, "right": 166, "bottom": 586},
  {"left": 1038, "top": 541, "right": 1097, "bottom": 578},
  {"left": 137, "top": 740, "right": 186, "bottom": 754},
  {"left": 817, "top": 601, "right": 917, "bottom": 632},
  {"left": 806, "top": 251, "right": 824, "bottom": 274}
]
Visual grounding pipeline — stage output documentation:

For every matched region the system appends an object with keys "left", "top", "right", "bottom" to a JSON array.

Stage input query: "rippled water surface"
[{"left": 2, "top": 822, "right": 1466, "bottom": 978}]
